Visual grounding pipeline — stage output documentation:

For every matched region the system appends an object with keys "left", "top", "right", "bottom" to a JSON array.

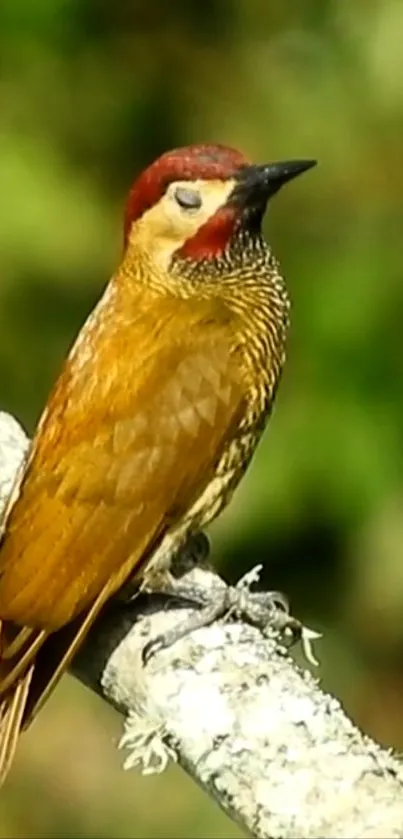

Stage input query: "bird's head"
[{"left": 123, "top": 144, "right": 316, "bottom": 273}]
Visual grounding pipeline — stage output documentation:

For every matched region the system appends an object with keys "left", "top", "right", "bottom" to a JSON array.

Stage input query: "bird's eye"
[{"left": 174, "top": 187, "right": 202, "bottom": 211}]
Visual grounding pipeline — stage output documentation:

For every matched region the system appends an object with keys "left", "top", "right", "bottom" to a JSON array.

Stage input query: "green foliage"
[{"left": 1, "top": 0, "right": 403, "bottom": 835}]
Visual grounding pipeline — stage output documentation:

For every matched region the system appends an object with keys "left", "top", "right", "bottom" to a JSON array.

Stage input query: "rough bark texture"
[{"left": 1, "top": 409, "right": 403, "bottom": 839}]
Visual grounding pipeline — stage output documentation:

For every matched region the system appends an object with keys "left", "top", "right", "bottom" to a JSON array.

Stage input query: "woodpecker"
[{"left": 0, "top": 143, "right": 316, "bottom": 784}]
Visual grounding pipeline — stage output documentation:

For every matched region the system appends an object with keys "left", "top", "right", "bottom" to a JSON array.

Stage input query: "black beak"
[{"left": 231, "top": 159, "right": 317, "bottom": 207}]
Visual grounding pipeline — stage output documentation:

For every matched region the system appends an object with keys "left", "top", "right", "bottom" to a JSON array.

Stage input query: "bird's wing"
[{"left": 0, "top": 294, "right": 245, "bottom": 659}]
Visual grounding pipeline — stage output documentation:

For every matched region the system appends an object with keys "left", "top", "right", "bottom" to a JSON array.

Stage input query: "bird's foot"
[
  {"left": 141, "top": 563, "right": 305, "bottom": 665},
  {"left": 118, "top": 531, "right": 211, "bottom": 605}
]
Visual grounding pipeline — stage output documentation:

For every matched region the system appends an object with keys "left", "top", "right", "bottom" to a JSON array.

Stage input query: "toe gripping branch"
[{"left": 140, "top": 531, "right": 310, "bottom": 665}]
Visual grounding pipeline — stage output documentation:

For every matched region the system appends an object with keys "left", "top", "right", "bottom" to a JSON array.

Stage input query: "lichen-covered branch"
[{"left": 0, "top": 410, "right": 403, "bottom": 839}]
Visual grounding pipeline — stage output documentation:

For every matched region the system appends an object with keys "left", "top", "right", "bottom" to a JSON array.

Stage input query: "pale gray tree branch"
[{"left": 0, "top": 409, "right": 403, "bottom": 838}]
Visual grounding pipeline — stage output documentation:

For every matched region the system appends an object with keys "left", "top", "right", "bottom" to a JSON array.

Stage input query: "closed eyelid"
[{"left": 174, "top": 187, "right": 202, "bottom": 210}]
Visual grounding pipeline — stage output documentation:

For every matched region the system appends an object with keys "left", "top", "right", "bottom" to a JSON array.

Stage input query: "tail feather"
[
  {"left": 0, "top": 569, "right": 124, "bottom": 785},
  {"left": 23, "top": 581, "right": 115, "bottom": 727},
  {"left": 0, "top": 667, "right": 33, "bottom": 786},
  {"left": 0, "top": 628, "right": 47, "bottom": 694},
  {"left": 2, "top": 627, "right": 33, "bottom": 660}
]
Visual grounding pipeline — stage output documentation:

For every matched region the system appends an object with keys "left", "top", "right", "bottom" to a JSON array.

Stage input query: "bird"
[{"left": 0, "top": 142, "right": 316, "bottom": 785}]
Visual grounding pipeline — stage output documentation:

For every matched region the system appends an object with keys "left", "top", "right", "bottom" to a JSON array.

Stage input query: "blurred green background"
[{"left": 1, "top": 0, "right": 403, "bottom": 835}]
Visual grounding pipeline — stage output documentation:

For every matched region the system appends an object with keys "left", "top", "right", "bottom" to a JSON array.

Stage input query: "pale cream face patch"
[{"left": 127, "top": 178, "right": 237, "bottom": 270}]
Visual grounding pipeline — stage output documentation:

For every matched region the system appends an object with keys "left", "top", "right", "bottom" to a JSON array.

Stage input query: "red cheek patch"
[{"left": 176, "top": 205, "right": 238, "bottom": 260}]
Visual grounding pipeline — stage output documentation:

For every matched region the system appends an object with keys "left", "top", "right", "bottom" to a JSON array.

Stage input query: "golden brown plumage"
[{"left": 0, "top": 144, "right": 316, "bottom": 784}]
